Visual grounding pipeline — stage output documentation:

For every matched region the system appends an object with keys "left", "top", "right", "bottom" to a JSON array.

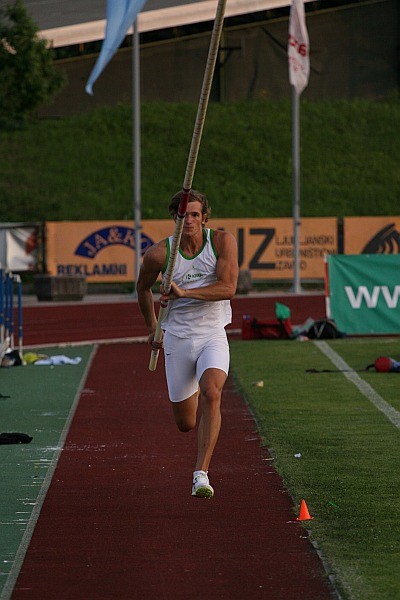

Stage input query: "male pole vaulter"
[
  {"left": 137, "top": 189, "right": 238, "bottom": 498},
  {"left": 137, "top": 0, "right": 235, "bottom": 498}
]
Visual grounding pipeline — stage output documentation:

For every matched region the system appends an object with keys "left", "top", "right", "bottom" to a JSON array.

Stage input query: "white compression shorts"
[{"left": 163, "top": 329, "right": 230, "bottom": 403}]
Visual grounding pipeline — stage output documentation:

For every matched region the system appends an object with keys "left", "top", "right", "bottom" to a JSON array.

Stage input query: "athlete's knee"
[
  {"left": 175, "top": 415, "right": 196, "bottom": 432},
  {"left": 200, "top": 383, "right": 222, "bottom": 409},
  {"left": 199, "top": 369, "right": 226, "bottom": 407},
  {"left": 172, "top": 404, "right": 197, "bottom": 432},
  {"left": 172, "top": 392, "right": 198, "bottom": 432}
]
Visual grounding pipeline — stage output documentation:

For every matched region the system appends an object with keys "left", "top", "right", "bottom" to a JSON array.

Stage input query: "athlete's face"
[{"left": 182, "top": 201, "right": 206, "bottom": 234}]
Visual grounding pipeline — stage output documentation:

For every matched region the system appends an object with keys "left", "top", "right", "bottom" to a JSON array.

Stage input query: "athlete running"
[{"left": 137, "top": 189, "right": 238, "bottom": 498}]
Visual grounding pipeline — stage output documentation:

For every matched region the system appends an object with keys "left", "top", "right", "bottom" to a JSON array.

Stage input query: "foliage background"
[
  {"left": 0, "top": 0, "right": 65, "bottom": 130},
  {"left": 1, "top": 98, "right": 399, "bottom": 222}
]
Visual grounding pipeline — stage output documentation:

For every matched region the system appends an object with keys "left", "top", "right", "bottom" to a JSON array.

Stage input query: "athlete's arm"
[{"left": 137, "top": 241, "right": 166, "bottom": 339}]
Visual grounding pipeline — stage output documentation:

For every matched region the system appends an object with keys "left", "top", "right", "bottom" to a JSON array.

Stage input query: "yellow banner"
[
  {"left": 208, "top": 217, "right": 337, "bottom": 280},
  {"left": 45, "top": 218, "right": 337, "bottom": 283},
  {"left": 344, "top": 216, "right": 400, "bottom": 254}
]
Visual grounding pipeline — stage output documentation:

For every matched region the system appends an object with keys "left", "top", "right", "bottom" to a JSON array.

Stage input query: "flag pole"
[
  {"left": 149, "top": 0, "right": 227, "bottom": 371},
  {"left": 288, "top": 0, "right": 309, "bottom": 295},
  {"left": 84, "top": 2, "right": 150, "bottom": 294},
  {"left": 291, "top": 84, "right": 302, "bottom": 294}
]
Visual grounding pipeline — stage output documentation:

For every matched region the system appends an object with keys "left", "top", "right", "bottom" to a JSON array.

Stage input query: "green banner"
[{"left": 327, "top": 254, "right": 400, "bottom": 334}]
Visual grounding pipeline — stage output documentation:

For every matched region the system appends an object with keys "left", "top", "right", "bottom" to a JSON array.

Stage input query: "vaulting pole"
[
  {"left": 132, "top": 19, "right": 142, "bottom": 298},
  {"left": 149, "top": 0, "right": 228, "bottom": 371}
]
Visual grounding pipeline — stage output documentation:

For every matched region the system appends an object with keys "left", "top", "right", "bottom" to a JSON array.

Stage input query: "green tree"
[{"left": 0, "top": 0, "right": 66, "bottom": 129}]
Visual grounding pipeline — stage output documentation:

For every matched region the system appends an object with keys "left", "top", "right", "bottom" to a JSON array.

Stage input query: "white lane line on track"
[
  {"left": 0, "top": 345, "right": 99, "bottom": 600},
  {"left": 23, "top": 329, "right": 242, "bottom": 350},
  {"left": 314, "top": 340, "right": 400, "bottom": 430},
  {"left": 24, "top": 336, "right": 148, "bottom": 349}
]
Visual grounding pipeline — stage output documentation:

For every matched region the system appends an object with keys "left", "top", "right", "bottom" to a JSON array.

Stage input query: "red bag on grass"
[
  {"left": 367, "top": 356, "right": 400, "bottom": 373},
  {"left": 242, "top": 315, "right": 293, "bottom": 340}
]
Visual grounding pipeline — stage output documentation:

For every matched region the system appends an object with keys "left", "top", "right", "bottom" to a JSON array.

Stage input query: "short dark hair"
[{"left": 168, "top": 189, "right": 211, "bottom": 222}]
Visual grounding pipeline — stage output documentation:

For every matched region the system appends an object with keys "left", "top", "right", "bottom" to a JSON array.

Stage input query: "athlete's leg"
[
  {"left": 194, "top": 331, "right": 229, "bottom": 472},
  {"left": 195, "top": 367, "right": 227, "bottom": 471},
  {"left": 164, "top": 332, "right": 198, "bottom": 431},
  {"left": 171, "top": 390, "right": 199, "bottom": 432},
  {"left": 164, "top": 331, "right": 228, "bottom": 496}
]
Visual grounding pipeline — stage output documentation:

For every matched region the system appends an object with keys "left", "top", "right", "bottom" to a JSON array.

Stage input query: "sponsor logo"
[
  {"left": 184, "top": 272, "right": 203, "bottom": 282},
  {"left": 57, "top": 263, "right": 127, "bottom": 277},
  {"left": 362, "top": 224, "right": 400, "bottom": 254},
  {"left": 74, "top": 226, "right": 154, "bottom": 259},
  {"left": 345, "top": 285, "right": 400, "bottom": 309}
]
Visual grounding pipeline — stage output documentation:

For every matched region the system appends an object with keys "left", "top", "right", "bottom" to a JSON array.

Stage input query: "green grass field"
[{"left": 230, "top": 337, "right": 400, "bottom": 600}]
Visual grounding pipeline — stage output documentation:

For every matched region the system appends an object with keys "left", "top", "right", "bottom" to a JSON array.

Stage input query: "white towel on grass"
[{"left": 34, "top": 355, "right": 82, "bottom": 366}]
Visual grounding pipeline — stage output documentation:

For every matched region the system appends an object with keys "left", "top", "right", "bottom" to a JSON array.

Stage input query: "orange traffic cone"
[{"left": 297, "top": 499, "right": 313, "bottom": 521}]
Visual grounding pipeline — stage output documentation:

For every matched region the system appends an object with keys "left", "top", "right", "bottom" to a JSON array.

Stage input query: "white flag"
[{"left": 288, "top": 0, "right": 310, "bottom": 95}]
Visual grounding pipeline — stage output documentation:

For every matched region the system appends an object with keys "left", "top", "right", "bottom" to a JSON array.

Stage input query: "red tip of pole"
[{"left": 178, "top": 189, "right": 190, "bottom": 218}]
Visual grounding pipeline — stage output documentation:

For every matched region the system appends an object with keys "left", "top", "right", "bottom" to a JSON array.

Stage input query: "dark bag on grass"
[
  {"left": 0, "top": 432, "right": 33, "bottom": 445},
  {"left": 306, "top": 318, "right": 344, "bottom": 340},
  {"left": 1, "top": 349, "right": 22, "bottom": 368}
]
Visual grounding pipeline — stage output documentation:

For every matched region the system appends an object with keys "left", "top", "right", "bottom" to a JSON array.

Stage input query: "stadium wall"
[{"left": 40, "top": 0, "right": 399, "bottom": 118}]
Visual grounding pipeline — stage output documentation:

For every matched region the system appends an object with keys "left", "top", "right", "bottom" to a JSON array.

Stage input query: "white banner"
[
  {"left": 288, "top": 0, "right": 310, "bottom": 95},
  {"left": 5, "top": 227, "right": 37, "bottom": 271}
]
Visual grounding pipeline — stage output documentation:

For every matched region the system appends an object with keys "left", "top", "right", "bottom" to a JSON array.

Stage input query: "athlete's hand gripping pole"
[
  {"left": 149, "top": 0, "right": 227, "bottom": 371},
  {"left": 149, "top": 191, "right": 189, "bottom": 370}
]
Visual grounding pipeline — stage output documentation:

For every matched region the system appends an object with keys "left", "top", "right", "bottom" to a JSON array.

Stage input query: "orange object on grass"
[{"left": 297, "top": 499, "right": 313, "bottom": 521}]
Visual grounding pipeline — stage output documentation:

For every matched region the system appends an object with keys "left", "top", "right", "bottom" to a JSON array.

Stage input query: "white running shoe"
[{"left": 192, "top": 470, "right": 214, "bottom": 499}]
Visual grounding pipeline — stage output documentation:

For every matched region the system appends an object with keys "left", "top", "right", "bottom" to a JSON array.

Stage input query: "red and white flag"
[
  {"left": 288, "top": 0, "right": 310, "bottom": 95},
  {"left": 0, "top": 227, "right": 37, "bottom": 271}
]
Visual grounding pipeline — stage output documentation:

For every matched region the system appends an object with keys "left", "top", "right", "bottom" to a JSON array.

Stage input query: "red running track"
[
  {"left": 21, "top": 294, "right": 326, "bottom": 346},
  {"left": 11, "top": 294, "right": 333, "bottom": 597},
  {"left": 12, "top": 342, "right": 334, "bottom": 599}
]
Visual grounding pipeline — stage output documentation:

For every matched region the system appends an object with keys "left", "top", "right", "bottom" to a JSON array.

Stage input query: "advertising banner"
[
  {"left": 344, "top": 216, "right": 400, "bottom": 254},
  {"left": 326, "top": 254, "right": 400, "bottom": 334},
  {"left": 211, "top": 217, "right": 337, "bottom": 281},
  {"left": 45, "top": 218, "right": 337, "bottom": 283}
]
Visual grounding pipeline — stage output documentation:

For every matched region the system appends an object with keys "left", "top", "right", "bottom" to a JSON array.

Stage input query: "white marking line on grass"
[
  {"left": 0, "top": 345, "right": 99, "bottom": 600},
  {"left": 315, "top": 341, "right": 400, "bottom": 429}
]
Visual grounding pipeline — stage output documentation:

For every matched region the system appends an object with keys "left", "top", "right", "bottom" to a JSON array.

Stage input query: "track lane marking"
[
  {"left": 0, "top": 345, "right": 99, "bottom": 600},
  {"left": 315, "top": 341, "right": 400, "bottom": 429}
]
